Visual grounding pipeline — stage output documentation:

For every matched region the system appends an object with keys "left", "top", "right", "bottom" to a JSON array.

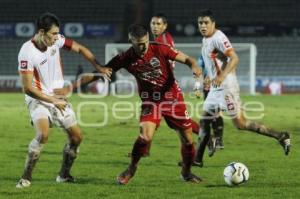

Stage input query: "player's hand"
[
  {"left": 192, "top": 66, "right": 202, "bottom": 78},
  {"left": 53, "top": 98, "right": 67, "bottom": 116},
  {"left": 212, "top": 75, "right": 225, "bottom": 88},
  {"left": 193, "top": 79, "right": 202, "bottom": 99},
  {"left": 54, "top": 86, "right": 72, "bottom": 97},
  {"left": 203, "top": 76, "right": 211, "bottom": 90},
  {"left": 96, "top": 66, "right": 112, "bottom": 81}
]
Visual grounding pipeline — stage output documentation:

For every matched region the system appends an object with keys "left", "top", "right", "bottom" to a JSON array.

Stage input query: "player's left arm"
[
  {"left": 174, "top": 52, "right": 202, "bottom": 78},
  {"left": 70, "top": 40, "right": 112, "bottom": 80},
  {"left": 223, "top": 48, "right": 239, "bottom": 77}
]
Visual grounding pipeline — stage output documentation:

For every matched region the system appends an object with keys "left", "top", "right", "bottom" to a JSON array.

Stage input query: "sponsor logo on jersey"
[
  {"left": 20, "top": 60, "right": 28, "bottom": 69},
  {"left": 40, "top": 59, "right": 47, "bottom": 65}
]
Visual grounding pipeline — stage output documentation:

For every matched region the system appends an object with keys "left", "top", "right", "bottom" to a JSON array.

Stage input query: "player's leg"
[
  {"left": 195, "top": 90, "right": 221, "bottom": 163},
  {"left": 196, "top": 88, "right": 218, "bottom": 161},
  {"left": 16, "top": 118, "right": 49, "bottom": 188},
  {"left": 117, "top": 121, "right": 157, "bottom": 185},
  {"left": 224, "top": 88, "right": 291, "bottom": 155},
  {"left": 191, "top": 119, "right": 200, "bottom": 135},
  {"left": 177, "top": 127, "right": 202, "bottom": 183},
  {"left": 211, "top": 113, "right": 224, "bottom": 149},
  {"left": 51, "top": 103, "right": 82, "bottom": 182},
  {"left": 195, "top": 115, "right": 212, "bottom": 165},
  {"left": 57, "top": 124, "right": 82, "bottom": 183},
  {"left": 232, "top": 110, "right": 291, "bottom": 155},
  {"left": 162, "top": 97, "right": 201, "bottom": 182}
]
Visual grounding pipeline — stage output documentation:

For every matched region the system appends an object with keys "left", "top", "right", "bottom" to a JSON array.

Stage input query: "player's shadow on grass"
[
  {"left": 75, "top": 177, "right": 117, "bottom": 185},
  {"left": 80, "top": 160, "right": 129, "bottom": 166},
  {"left": 205, "top": 184, "right": 231, "bottom": 188}
]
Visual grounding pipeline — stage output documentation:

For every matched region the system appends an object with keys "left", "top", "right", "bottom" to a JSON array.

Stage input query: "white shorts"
[
  {"left": 203, "top": 86, "right": 241, "bottom": 117},
  {"left": 26, "top": 98, "right": 77, "bottom": 129}
]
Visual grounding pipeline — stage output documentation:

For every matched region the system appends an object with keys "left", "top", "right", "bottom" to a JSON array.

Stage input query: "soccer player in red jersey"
[
  {"left": 110, "top": 24, "right": 202, "bottom": 184},
  {"left": 150, "top": 13, "right": 175, "bottom": 50}
]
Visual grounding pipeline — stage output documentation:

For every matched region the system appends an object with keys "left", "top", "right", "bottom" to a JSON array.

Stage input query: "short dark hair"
[
  {"left": 128, "top": 24, "right": 148, "bottom": 38},
  {"left": 198, "top": 9, "right": 215, "bottom": 22},
  {"left": 152, "top": 13, "right": 168, "bottom": 24},
  {"left": 36, "top": 12, "right": 60, "bottom": 32}
]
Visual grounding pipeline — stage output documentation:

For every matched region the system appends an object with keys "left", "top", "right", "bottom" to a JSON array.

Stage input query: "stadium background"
[{"left": 0, "top": 0, "right": 300, "bottom": 93}]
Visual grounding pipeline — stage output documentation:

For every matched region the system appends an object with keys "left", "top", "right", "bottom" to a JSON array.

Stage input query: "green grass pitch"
[{"left": 0, "top": 93, "right": 299, "bottom": 199}]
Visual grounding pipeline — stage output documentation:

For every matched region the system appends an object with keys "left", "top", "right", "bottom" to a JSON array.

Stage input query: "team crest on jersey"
[
  {"left": 149, "top": 57, "right": 160, "bottom": 68},
  {"left": 50, "top": 49, "right": 56, "bottom": 56},
  {"left": 20, "top": 60, "right": 28, "bottom": 69}
]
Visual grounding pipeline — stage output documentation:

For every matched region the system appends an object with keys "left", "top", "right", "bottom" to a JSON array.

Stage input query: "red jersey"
[
  {"left": 106, "top": 42, "right": 179, "bottom": 101},
  {"left": 155, "top": 32, "right": 174, "bottom": 48},
  {"left": 155, "top": 32, "right": 175, "bottom": 69}
]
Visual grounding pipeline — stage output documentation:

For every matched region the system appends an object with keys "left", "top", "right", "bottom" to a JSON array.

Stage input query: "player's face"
[
  {"left": 198, "top": 16, "right": 215, "bottom": 37},
  {"left": 130, "top": 33, "right": 150, "bottom": 57},
  {"left": 42, "top": 25, "right": 59, "bottom": 46},
  {"left": 150, "top": 17, "right": 167, "bottom": 37}
]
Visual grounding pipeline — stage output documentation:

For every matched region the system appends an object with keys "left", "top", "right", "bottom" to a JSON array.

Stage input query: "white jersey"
[
  {"left": 18, "top": 34, "right": 72, "bottom": 104},
  {"left": 201, "top": 29, "right": 238, "bottom": 90}
]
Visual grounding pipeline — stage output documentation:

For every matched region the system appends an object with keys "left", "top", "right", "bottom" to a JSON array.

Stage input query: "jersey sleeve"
[
  {"left": 213, "top": 32, "right": 233, "bottom": 56},
  {"left": 18, "top": 46, "right": 34, "bottom": 74},
  {"left": 160, "top": 45, "right": 179, "bottom": 61},
  {"left": 56, "top": 34, "right": 73, "bottom": 50}
]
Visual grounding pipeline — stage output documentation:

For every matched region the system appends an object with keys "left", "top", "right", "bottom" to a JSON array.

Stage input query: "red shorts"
[{"left": 140, "top": 90, "right": 192, "bottom": 131}]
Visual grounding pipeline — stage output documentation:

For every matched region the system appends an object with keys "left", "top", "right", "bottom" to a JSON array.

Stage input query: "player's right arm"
[{"left": 20, "top": 72, "right": 67, "bottom": 111}]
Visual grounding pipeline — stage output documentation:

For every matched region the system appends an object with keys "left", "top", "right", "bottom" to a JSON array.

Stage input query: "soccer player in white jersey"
[
  {"left": 16, "top": 12, "right": 112, "bottom": 188},
  {"left": 195, "top": 10, "right": 291, "bottom": 165}
]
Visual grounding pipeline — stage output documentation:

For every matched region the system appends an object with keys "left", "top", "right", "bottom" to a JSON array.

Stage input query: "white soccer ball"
[{"left": 223, "top": 162, "right": 249, "bottom": 186}]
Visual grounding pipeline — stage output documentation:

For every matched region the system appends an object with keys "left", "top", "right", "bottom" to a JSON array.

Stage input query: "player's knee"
[
  {"left": 139, "top": 134, "right": 152, "bottom": 142},
  {"left": 234, "top": 121, "right": 246, "bottom": 130},
  {"left": 40, "top": 136, "right": 48, "bottom": 144},
  {"left": 182, "top": 140, "right": 194, "bottom": 146},
  {"left": 33, "top": 125, "right": 49, "bottom": 144},
  {"left": 36, "top": 133, "right": 48, "bottom": 144},
  {"left": 70, "top": 133, "right": 82, "bottom": 145},
  {"left": 139, "top": 129, "right": 154, "bottom": 142}
]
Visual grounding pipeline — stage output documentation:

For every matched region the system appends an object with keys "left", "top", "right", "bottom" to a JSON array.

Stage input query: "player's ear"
[{"left": 38, "top": 29, "right": 45, "bottom": 35}]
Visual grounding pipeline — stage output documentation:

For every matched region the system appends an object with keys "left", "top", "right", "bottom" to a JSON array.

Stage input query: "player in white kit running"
[
  {"left": 16, "top": 12, "right": 112, "bottom": 188},
  {"left": 195, "top": 10, "right": 291, "bottom": 166}
]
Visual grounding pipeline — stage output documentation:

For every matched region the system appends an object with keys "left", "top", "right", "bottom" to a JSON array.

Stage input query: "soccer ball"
[{"left": 223, "top": 162, "right": 249, "bottom": 186}]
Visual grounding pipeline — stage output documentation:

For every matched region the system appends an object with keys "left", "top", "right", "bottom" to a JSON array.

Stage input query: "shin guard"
[{"left": 59, "top": 143, "right": 78, "bottom": 177}]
